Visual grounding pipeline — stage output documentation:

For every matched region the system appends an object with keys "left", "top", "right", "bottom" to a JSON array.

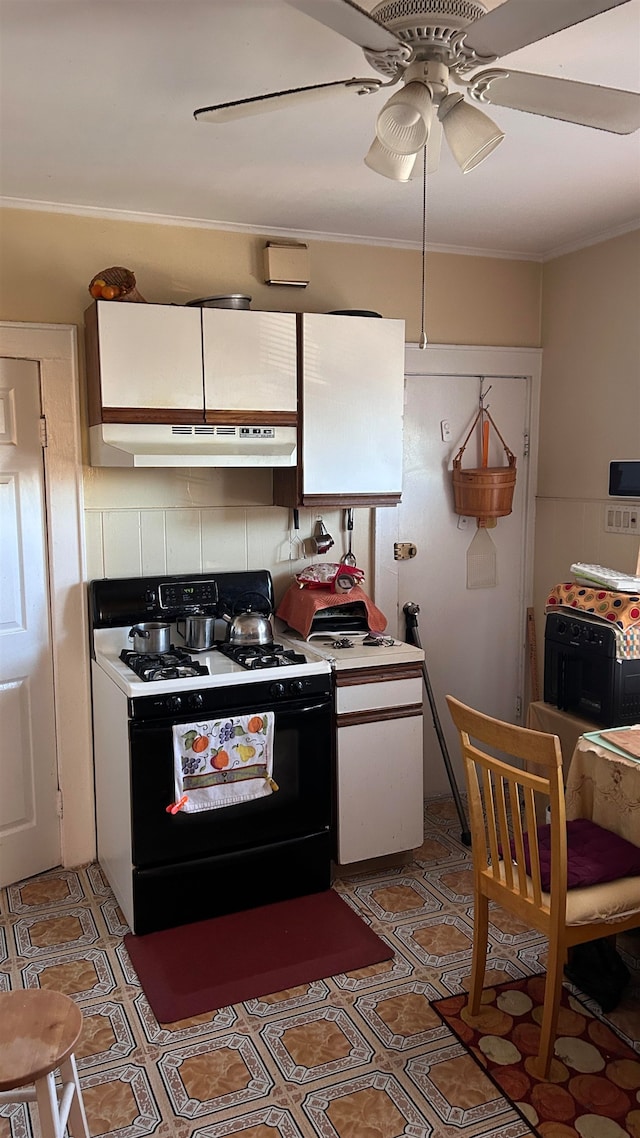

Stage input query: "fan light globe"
[
  {"left": 438, "top": 93, "right": 505, "bottom": 173},
  {"left": 364, "top": 137, "right": 418, "bottom": 181},
  {"left": 376, "top": 82, "right": 434, "bottom": 156}
]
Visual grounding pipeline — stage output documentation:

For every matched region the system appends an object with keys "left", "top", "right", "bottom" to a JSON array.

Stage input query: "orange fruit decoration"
[
  {"left": 192, "top": 735, "right": 209, "bottom": 753},
  {"left": 247, "top": 716, "right": 264, "bottom": 733},
  {"left": 90, "top": 278, "right": 106, "bottom": 298},
  {"left": 101, "top": 284, "right": 119, "bottom": 300},
  {"left": 212, "top": 750, "right": 229, "bottom": 770}
]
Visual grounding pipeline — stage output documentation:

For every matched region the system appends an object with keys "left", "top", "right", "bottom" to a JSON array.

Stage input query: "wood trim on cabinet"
[
  {"left": 204, "top": 409, "right": 297, "bottom": 426},
  {"left": 336, "top": 663, "right": 423, "bottom": 686},
  {"left": 272, "top": 473, "right": 402, "bottom": 509},
  {"left": 337, "top": 703, "right": 423, "bottom": 728},
  {"left": 272, "top": 466, "right": 302, "bottom": 507},
  {"left": 302, "top": 492, "right": 402, "bottom": 507},
  {"left": 85, "top": 302, "right": 103, "bottom": 426},
  {"left": 101, "top": 407, "right": 205, "bottom": 424}
]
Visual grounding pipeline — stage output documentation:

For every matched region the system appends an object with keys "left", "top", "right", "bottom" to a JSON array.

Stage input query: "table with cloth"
[{"left": 565, "top": 728, "right": 640, "bottom": 845}]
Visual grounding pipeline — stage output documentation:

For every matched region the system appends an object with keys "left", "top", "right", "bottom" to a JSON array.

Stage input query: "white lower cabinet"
[{"left": 335, "top": 672, "right": 424, "bottom": 864}]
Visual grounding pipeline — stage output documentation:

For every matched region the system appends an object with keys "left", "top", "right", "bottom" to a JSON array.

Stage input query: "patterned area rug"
[{"left": 433, "top": 976, "right": 640, "bottom": 1137}]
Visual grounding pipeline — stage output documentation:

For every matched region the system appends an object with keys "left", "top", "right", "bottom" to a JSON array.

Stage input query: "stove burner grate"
[
  {"left": 217, "top": 642, "right": 308, "bottom": 670},
  {"left": 120, "top": 647, "right": 210, "bottom": 682}
]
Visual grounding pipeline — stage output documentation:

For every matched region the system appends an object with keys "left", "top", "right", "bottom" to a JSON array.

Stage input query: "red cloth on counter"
[{"left": 276, "top": 583, "right": 387, "bottom": 640}]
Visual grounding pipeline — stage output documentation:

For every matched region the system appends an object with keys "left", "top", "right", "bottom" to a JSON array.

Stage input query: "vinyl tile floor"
[{"left": 1, "top": 796, "right": 638, "bottom": 1138}]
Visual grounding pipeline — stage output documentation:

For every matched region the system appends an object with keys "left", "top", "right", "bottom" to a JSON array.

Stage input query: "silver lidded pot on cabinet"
[{"left": 186, "top": 295, "right": 252, "bottom": 310}]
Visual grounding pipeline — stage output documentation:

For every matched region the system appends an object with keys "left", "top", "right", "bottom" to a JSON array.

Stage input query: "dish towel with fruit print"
[{"left": 172, "top": 713, "right": 277, "bottom": 813}]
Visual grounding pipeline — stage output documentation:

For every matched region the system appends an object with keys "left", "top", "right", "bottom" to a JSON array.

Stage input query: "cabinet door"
[
  {"left": 203, "top": 310, "right": 297, "bottom": 414},
  {"left": 95, "top": 302, "right": 204, "bottom": 411},
  {"left": 336, "top": 713, "right": 423, "bottom": 864},
  {"left": 301, "top": 314, "right": 405, "bottom": 497}
]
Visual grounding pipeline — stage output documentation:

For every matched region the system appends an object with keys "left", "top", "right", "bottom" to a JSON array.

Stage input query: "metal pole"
[{"left": 403, "top": 602, "right": 471, "bottom": 846}]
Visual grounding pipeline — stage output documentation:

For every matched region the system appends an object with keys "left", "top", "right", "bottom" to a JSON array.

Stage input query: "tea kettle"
[{"left": 222, "top": 608, "right": 274, "bottom": 646}]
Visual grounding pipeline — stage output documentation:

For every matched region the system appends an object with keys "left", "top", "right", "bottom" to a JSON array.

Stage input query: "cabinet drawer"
[{"left": 336, "top": 676, "right": 422, "bottom": 715}]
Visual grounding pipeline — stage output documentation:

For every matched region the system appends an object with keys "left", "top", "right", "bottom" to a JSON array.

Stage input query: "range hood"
[{"left": 89, "top": 423, "right": 297, "bottom": 468}]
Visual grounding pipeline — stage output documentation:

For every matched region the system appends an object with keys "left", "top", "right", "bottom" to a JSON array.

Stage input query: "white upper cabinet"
[
  {"left": 202, "top": 310, "right": 297, "bottom": 413},
  {"left": 274, "top": 312, "right": 405, "bottom": 507},
  {"left": 91, "top": 301, "right": 203, "bottom": 411}
]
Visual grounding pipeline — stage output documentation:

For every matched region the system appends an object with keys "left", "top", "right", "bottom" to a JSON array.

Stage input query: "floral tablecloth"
[{"left": 565, "top": 733, "right": 640, "bottom": 846}]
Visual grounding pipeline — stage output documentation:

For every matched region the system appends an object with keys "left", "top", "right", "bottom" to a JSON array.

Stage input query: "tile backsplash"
[{"left": 84, "top": 500, "right": 371, "bottom": 609}]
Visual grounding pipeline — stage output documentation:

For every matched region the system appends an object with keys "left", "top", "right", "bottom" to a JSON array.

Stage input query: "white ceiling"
[{"left": 1, "top": 0, "right": 639, "bottom": 258}]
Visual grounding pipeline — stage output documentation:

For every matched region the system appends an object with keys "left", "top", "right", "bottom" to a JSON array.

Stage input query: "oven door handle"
[{"left": 275, "top": 699, "right": 332, "bottom": 720}]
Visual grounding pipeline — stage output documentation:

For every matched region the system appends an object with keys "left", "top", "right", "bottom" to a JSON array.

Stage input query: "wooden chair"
[
  {"left": 0, "top": 989, "right": 90, "bottom": 1137},
  {"left": 446, "top": 695, "right": 640, "bottom": 1079}
]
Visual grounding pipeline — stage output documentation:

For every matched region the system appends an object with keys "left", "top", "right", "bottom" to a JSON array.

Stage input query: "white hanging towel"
[{"left": 172, "top": 712, "right": 277, "bottom": 813}]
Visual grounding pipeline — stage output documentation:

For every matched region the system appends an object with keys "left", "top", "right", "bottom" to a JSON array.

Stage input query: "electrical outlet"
[{"left": 440, "top": 419, "right": 452, "bottom": 442}]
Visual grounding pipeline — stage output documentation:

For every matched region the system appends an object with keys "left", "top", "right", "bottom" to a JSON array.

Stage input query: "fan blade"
[
  {"left": 284, "top": 0, "right": 401, "bottom": 51},
  {"left": 470, "top": 69, "right": 640, "bottom": 134},
  {"left": 463, "top": 0, "right": 632, "bottom": 59},
  {"left": 194, "top": 77, "right": 382, "bottom": 123}
]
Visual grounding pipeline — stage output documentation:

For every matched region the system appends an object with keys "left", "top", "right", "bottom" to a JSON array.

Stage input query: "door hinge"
[
  {"left": 56, "top": 790, "right": 63, "bottom": 818},
  {"left": 39, "top": 416, "right": 48, "bottom": 447},
  {"left": 394, "top": 542, "right": 417, "bottom": 561},
  {"left": 523, "top": 432, "right": 529, "bottom": 458},
  {"left": 515, "top": 695, "right": 522, "bottom": 720}
]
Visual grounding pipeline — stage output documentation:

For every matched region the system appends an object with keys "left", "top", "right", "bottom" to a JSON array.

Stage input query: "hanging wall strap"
[{"left": 453, "top": 407, "right": 516, "bottom": 470}]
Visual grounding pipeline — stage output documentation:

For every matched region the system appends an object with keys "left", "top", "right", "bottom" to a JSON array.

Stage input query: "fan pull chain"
[{"left": 419, "top": 144, "right": 428, "bottom": 350}]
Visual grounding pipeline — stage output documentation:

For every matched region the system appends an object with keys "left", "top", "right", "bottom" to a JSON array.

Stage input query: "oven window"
[{"left": 129, "top": 698, "right": 332, "bottom": 868}]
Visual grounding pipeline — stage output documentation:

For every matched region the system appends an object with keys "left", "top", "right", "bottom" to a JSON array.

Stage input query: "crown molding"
[
  {"left": 0, "top": 195, "right": 541, "bottom": 262},
  {"left": 542, "top": 217, "right": 640, "bottom": 261}
]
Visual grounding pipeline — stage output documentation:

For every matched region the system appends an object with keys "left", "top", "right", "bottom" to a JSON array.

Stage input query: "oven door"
[{"left": 129, "top": 692, "right": 332, "bottom": 869}]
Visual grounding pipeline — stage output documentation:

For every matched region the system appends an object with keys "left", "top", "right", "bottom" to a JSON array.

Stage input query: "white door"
[
  {"left": 0, "top": 357, "right": 60, "bottom": 885},
  {"left": 381, "top": 368, "right": 533, "bottom": 798}
]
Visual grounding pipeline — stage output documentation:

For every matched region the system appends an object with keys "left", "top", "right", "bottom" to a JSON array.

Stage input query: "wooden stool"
[{"left": 0, "top": 990, "right": 90, "bottom": 1137}]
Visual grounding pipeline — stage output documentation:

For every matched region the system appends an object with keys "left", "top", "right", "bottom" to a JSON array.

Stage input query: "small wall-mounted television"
[{"left": 609, "top": 460, "right": 640, "bottom": 498}]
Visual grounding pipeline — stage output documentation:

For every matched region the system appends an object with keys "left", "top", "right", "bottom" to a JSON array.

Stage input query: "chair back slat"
[
  {"left": 446, "top": 696, "right": 567, "bottom": 928},
  {"left": 508, "top": 780, "right": 529, "bottom": 895},
  {"left": 494, "top": 774, "right": 513, "bottom": 890},
  {"left": 481, "top": 765, "right": 501, "bottom": 879}
]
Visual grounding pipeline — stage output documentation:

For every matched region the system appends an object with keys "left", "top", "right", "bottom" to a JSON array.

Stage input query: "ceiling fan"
[{"left": 194, "top": 0, "right": 640, "bottom": 180}]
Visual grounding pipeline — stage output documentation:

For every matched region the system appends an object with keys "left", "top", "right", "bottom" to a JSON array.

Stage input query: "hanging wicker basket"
[
  {"left": 452, "top": 408, "right": 517, "bottom": 518},
  {"left": 88, "top": 266, "right": 146, "bottom": 302}
]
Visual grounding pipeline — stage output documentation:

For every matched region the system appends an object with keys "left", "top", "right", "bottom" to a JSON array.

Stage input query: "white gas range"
[{"left": 89, "top": 571, "right": 333, "bottom": 935}]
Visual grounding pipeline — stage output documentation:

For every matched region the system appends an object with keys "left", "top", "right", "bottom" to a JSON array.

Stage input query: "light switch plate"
[{"left": 604, "top": 502, "right": 639, "bottom": 533}]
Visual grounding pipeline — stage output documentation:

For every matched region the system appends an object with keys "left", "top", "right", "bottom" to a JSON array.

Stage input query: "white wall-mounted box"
[{"left": 263, "top": 242, "right": 310, "bottom": 287}]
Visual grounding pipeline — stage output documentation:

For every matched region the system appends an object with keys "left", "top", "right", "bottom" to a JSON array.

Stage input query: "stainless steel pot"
[
  {"left": 128, "top": 622, "right": 171, "bottom": 654},
  {"left": 176, "top": 613, "right": 216, "bottom": 652},
  {"left": 223, "top": 609, "right": 273, "bottom": 646}
]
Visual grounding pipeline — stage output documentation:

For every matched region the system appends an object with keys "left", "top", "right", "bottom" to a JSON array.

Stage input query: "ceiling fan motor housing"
[{"left": 366, "top": 0, "right": 490, "bottom": 77}]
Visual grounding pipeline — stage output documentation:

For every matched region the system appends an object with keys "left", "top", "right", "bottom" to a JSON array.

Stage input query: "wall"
[
  {"left": 0, "top": 206, "right": 541, "bottom": 601},
  {"left": 534, "top": 230, "right": 640, "bottom": 635}
]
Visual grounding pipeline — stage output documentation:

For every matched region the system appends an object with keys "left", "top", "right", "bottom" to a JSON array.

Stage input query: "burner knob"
[
  {"left": 144, "top": 589, "right": 156, "bottom": 603},
  {"left": 188, "top": 693, "right": 203, "bottom": 710},
  {"left": 289, "top": 680, "right": 304, "bottom": 695},
  {"left": 269, "top": 682, "right": 286, "bottom": 699},
  {"left": 166, "top": 695, "right": 183, "bottom": 713}
]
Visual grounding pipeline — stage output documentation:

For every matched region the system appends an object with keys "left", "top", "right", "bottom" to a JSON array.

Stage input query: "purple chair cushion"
[{"left": 513, "top": 818, "right": 640, "bottom": 891}]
